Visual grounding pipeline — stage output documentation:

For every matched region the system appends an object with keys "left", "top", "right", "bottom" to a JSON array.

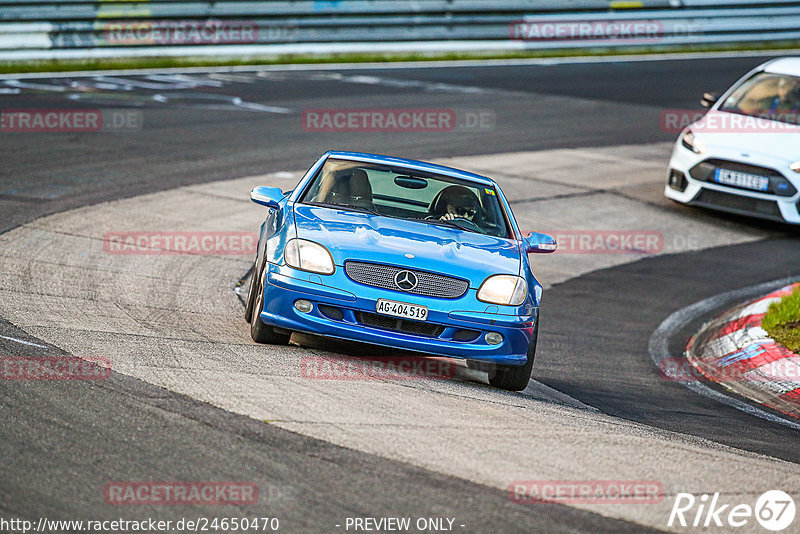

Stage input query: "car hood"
[
  {"left": 293, "top": 204, "right": 521, "bottom": 287},
  {"left": 691, "top": 110, "right": 800, "bottom": 163}
]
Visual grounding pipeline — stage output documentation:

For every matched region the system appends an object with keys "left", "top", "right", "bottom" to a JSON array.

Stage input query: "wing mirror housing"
[
  {"left": 524, "top": 231, "right": 557, "bottom": 254},
  {"left": 250, "top": 186, "right": 285, "bottom": 209}
]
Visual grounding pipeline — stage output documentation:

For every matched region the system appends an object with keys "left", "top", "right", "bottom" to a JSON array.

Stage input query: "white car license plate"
[
  {"left": 376, "top": 299, "right": 428, "bottom": 321},
  {"left": 713, "top": 169, "right": 769, "bottom": 192}
]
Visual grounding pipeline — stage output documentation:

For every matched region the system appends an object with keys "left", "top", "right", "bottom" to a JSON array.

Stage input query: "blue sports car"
[{"left": 245, "top": 151, "right": 556, "bottom": 390}]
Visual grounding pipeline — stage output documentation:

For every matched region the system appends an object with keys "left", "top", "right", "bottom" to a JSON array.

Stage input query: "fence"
[{"left": 1, "top": 1, "right": 799, "bottom": 60}]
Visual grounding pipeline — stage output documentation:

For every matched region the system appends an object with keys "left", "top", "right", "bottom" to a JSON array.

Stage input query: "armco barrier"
[{"left": 0, "top": 1, "right": 799, "bottom": 60}]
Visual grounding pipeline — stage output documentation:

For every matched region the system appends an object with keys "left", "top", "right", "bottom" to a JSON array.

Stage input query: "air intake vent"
[{"left": 355, "top": 311, "right": 445, "bottom": 338}]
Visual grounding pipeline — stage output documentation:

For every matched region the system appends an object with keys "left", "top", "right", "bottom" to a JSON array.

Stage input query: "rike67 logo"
[{"left": 669, "top": 490, "right": 795, "bottom": 531}]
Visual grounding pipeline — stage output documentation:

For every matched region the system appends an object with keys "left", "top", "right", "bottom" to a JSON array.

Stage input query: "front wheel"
[
  {"left": 244, "top": 262, "right": 259, "bottom": 323},
  {"left": 487, "top": 319, "right": 538, "bottom": 391},
  {"left": 249, "top": 269, "right": 291, "bottom": 345}
]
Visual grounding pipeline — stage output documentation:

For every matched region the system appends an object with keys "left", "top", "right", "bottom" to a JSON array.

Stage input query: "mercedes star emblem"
[{"left": 394, "top": 270, "right": 419, "bottom": 291}]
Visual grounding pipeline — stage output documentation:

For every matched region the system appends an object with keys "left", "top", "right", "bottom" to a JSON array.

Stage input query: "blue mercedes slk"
[{"left": 245, "top": 151, "right": 556, "bottom": 391}]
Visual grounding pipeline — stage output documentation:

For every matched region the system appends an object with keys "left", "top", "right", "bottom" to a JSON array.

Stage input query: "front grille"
[
  {"left": 345, "top": 261, "right": 469, "bottom": 299},
  {"left": 692, "top": 189, "right": 784, "bottom": 221},
  {"left": 355, "top": 311, "right": 445, "bottom": 338},
  {"left": 689, "top": 159, "right": 797, "bottom": 197}
]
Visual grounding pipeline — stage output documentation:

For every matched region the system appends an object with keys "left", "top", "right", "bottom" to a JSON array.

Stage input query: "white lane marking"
[
  {"left": 4, "top": 49, "right": 798, "bottom": 80},
  {"left": 232, "top": 101, "right": 292, "bottom": 114},
  {"left": 648, "top": 276, "right": 800, "bottom": 431},
  {"left": 2, "top": 79, "right": 67, "bottom": 91},
  {"left": 145, "top": 73, "right": 225, "bottom": 87},
  {"left": 0, "top": 334, "right": 49, "bottom": 348},
  {"left": 8, "top": 73, "right": 293, "bottom": 114},
  {"left": 206, "top": 73, "right": 259, "bottom": 83},
  {"left": 333, "top": 73, "right": 484, "bottom": 94},
  {"left": 90, "top": 82, "right": 130, "bottom": 90},
  {"left": 93, "top": 75, "right": 197, "bottom": 90},
  {"left": 144, "top": 92, "right": 290, "bottom": 113}
]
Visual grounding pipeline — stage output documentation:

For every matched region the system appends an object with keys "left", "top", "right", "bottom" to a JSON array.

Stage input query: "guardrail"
[{"left": 1, "top": 1, "right": 799, "bottom": 61}]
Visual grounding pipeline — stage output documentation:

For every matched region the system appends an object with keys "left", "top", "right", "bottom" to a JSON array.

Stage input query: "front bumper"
[
  {"left": 258, "top": 263, "right": 536, "bottom": 366},
  {"left": 664, "top": 141, "right": 800, "bottom": 224}
]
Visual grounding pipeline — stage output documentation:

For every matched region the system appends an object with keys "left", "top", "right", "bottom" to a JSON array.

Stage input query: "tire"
[
  {"left": 249, "top": 268, "right": 291, "bottom": 345},
  {"left": 487, "top": 318, "right": 538, "bottom": 391},
  {"left": 244, "top": 263, "right": 258, "bottom": 323}
]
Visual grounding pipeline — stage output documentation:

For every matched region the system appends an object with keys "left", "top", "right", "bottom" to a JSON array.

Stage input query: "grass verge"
[
  {"left": 763, "top": 285, "right": 800, "bottom": 353},
  {"left": 2, "top": 41, "right": 800, "bottom": 75}
]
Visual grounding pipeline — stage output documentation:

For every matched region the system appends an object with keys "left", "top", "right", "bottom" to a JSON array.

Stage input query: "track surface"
[
  {"left": 0, "top": 55, "right": 762, "bottom": 232},
  {"left": 540, "top": 238, "right": 800, "bottom": 463},
  {"left": 2, "top": 54, "right": 799, "bottom": 532}
]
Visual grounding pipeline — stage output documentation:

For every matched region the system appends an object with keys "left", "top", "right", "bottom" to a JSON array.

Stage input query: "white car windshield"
[
  {"left": 299, "top": 158, "right": 512, "bottom": 238},
  {"left": 719, "top": 72, "right": 800, "bottom": 125}
]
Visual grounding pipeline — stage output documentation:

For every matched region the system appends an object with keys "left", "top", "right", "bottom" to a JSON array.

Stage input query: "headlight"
[
  {"left": 681, "top": 130, "right": 705, "bottom": 154},
  {"left": 790, "top": 161, "right": 800, "bottom": 173},
  {"left": 477, "top": 275, "right": 528, "bottom": 306},
  {"left": 284, "top": 239, "right": 335, "bottom": 274}
]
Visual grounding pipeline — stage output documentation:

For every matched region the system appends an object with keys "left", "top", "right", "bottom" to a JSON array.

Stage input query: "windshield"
[
  {"left": 299, "top": 158, "right": 512, "bottom": 238},
  {"left": 719, "top": 71, "right": 800, "bottom": 125}
]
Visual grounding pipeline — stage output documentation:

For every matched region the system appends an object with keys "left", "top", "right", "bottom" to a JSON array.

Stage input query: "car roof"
[
  {"left": 762, "top": 57, "right": 800, "bottom": 76},
  {"left": 324, "top": 151, "right": 497, "bottom": 187}
]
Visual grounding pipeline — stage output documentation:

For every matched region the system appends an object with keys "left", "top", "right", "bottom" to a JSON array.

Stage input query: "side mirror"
[
  {"left": 524, "top": 231, "right": 557, "bottom": 254},
  {"left": 250, "top": 186, "right": 284, "bottom": 209},
  {"left": 700, "top": 92, "right": 719, "bottom": 108}
]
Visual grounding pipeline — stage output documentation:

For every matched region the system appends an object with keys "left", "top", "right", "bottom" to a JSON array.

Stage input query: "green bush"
[{"left": 762, "top": 286, "right": 800, "bottom": 353}]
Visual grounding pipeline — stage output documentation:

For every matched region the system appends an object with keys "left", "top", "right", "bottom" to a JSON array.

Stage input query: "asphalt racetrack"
[{"left": 1, "top": 53, "right": 799, "bottom": 533}]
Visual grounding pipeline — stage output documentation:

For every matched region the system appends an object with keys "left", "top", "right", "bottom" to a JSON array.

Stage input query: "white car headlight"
[
  {"left": 284, "top": 239, "right": 335, "bottom": 275},
  {"left": 681, "top": 130, "right": 705, "bottom": 154},
  {"left": 477, "top": 275, "right": 528, "bottom": 306}
]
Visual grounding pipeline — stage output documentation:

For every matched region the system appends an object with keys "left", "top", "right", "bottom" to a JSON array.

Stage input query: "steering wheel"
[{"left": 424, "top": 215, "right": 486, "bottom": 234}]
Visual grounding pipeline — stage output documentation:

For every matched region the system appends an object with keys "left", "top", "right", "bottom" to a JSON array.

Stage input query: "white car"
[{"left": 665, "top": 57, "right": 800, "bottom": 224}]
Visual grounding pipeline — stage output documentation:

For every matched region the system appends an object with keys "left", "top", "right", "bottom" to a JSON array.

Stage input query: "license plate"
[
  {"left": 376, "top": 299, "right": 428, "bottom": 321},
  {"left": 713, "top": 169, "right": 770, "bottom": 192}
]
